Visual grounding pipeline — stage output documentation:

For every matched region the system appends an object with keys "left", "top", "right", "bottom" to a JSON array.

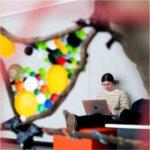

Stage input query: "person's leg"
[
  {"left": 63, "top": 110, "right": 112, "bottom": 131},
  {"left": 76, "top": 113, "right": 112, "bottom": 130}
]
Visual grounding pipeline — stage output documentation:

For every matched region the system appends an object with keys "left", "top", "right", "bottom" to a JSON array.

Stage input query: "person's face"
[{"left": 102, "top": 81, "right": 115, "bottom": 91}]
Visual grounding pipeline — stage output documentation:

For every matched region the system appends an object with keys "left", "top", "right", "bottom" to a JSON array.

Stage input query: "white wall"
[{"left": 0, "top": 0, "right": 148, "bottom": 142}]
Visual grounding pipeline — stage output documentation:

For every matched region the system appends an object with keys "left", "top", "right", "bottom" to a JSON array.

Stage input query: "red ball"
[
  {"left": 51, "top": 93, "right": 58, "bottom": 102},
  {"left": 35, "top": 74, "right": 41, "bottom": 80},
  {"left": 55, "top": 57, "right": 66, "bottom": 65}
]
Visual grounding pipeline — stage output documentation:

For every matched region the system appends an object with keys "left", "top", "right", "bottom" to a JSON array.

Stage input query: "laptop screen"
[{"left": 82, "top": 100, "right": 111, "bottom": 115}]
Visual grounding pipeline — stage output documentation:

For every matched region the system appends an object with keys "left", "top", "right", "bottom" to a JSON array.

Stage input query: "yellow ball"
[
  {"left": 14, "top": 91, "right": 38, "bottom": 117},
  {"left": 47, "top": 65, "right": 68, "bottom": 93},
  {"left": 0, "top": 34, "right": 16, "bottom": 58}
]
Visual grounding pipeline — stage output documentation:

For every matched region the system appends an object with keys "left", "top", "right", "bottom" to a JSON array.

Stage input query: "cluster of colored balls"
[
  {"left": 9, "top": 65, "right": 60, "bottom": 117},
  {"left": 24, "top": 28, "right": 87, "bottom": 79},
  {"left": 8, "top": 28, "right": 87, "bottom": 119}
]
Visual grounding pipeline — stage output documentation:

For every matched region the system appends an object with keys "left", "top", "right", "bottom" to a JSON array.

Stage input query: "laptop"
[{"left": 82, "top": 100, "right": 111, "bottom": 115}]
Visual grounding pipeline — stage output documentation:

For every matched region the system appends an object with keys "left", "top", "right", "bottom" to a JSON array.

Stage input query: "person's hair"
[{"left": 101, "top": 73, "right": 119, "bottom": 85}]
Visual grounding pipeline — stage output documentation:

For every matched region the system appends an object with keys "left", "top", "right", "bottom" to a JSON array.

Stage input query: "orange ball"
[
  {"left": 40, "top": 85, "right": 48, "bottom": 93},
  {"left": 15, "top": 81, "right": 24, "bottom": 91}
]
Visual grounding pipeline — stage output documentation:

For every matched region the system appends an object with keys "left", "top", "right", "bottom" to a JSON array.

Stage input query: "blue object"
[
  {"left": 45, "top": 99, "right": 53, "bottom": 108},
  {"left": 98, "top": 134, "right": 107, "bottom": 144},
  {"left": 90, "top": 130, "right": 107, "bottom": 144}
]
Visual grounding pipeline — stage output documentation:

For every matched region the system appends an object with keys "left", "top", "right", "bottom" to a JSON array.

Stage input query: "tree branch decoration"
[
  {"left": 1, "top": 23, "right": 97, "bottom": 125},
  {"left": 43, "top": 127, "right": 148, "bottom": 148},
  {"left": 1, "top": 15, "right": 149, "bottom": 128},
  {"left": 1, "top": 17, "right": 149, "bottom": 126},
  {"left": 1, "top": 1, "right": 148, "bottom": 148},
  {"left": 1, "top": 26, "right": 82, "bottom": 45},
  {"left": 22, "top": 28, "right": 97, "bottom": 125}
]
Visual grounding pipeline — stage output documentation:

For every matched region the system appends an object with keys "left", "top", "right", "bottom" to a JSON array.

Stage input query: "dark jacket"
[{"left": 110, "top": 99, "right": 150, "bottom": 124}]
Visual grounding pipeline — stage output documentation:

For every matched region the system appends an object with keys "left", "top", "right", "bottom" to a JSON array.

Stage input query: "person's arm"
[{"left": 119, "top": 91, "right": 130, "bottom": 114}]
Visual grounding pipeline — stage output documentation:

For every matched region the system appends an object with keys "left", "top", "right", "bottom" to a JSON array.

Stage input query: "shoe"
[
  {"left": 63, "top": 109, "right": 77, "bottom": 131},
  {"left": 63, "top": 109, "right": 70, "bottom": 124},
  {"left": 67, "top": 114, "right": 77, "bottom": 131}
]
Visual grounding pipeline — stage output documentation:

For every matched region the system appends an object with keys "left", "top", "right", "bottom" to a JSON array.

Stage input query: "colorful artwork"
[
  {"left": 7, "top": 28, "right": 88, "bottom": 120},
  {"left": 1, "top": 1, "right": 148, "bottom": 148}
]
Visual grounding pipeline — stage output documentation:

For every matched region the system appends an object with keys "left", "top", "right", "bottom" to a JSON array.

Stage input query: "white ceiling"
[{"left": 1, "top": 0, "right": 78, "bottom": 17}]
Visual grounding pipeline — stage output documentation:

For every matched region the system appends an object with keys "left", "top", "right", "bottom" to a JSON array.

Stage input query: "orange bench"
[{"left": 53, "top": 128, "right": 117, "bottom": 150}]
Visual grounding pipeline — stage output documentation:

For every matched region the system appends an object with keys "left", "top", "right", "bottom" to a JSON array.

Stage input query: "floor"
[{"left": 0, "top": 138, "right": 53, "bottom": 150}]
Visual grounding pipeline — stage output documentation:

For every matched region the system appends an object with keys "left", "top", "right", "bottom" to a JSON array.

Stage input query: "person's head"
[{"left": 101, "top": 73, "right": 118, "bottom": 91}]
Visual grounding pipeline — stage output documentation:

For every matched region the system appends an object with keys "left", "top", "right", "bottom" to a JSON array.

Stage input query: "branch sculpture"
[
  {"left": 1, "top": 1, "right": 148, "bottom": 148},
  {"left": 21, "top": 28, "right": 97, "bottom": 125},
  {"left": 1, "top": 23, "right": 98, "bottom": 125},
  {"left": 43, "top": 127, "right": 148, "bottom": 148},
  {"left": 1, "top": 17, "right": 149, "bottom": 126}
]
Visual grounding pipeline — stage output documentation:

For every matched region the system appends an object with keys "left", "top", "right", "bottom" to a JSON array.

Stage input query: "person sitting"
[{"left": 63, "top": 73, "right": 130, "bottom": 131}]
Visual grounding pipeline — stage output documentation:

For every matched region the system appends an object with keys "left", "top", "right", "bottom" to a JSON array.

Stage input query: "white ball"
[
  {"left": 34, "top": 49, "right": 48, "bottom": 59},
  {"left": 24, "top": 77, "right": 38, "bottom": 91},
  {"left": 38, "top": 79, "right": 45, "bottom": 86},
  {"left": 20, "top": 116, "right": 27, "bottom": 122},
  {"left": 37, "top": 93, "right": 46, "bottom": 104},
  {"left": 46, "top": 40, "right": 57, "bottom": 50}
]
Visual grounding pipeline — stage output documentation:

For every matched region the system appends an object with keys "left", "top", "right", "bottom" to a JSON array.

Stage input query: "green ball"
[
  {"left": 30, "top": 71, "right": 36, "bottom": 76},
  {"left": 34, "top": 89, "right": 40, "bottom": 95},
  {"left": 53, "top": 50, "right": 64, "bottom": 57},
  {"left": 72, "top": 47, "right": 79, "bottom": 54},
  {"left": 35, "top": 42, "right": 47, "bottom": 50},
  {"left": 45, "top": 91, "right": 51, "bottom": 99},
  {"left": 65, "top": 44, "right": 73, "bottom": 52},
  {"left": 39, "top": 68, "right": 46, "bottom": 79},
  {"left": 68, "top": 72, "right": 74, "bottom": 78},
  {"left": 38, "top": 104, "right": 45, "bottom": 112},
  {"left": 8, "top": 64, "right": 24, "bottom": 81},
  {"left": 70, "top": 58, "right": 77, "bottom": 64},
  {"left": 24, "top": 67, "right": 32, "bottom": 74},
  {"left": 75, "top": 29, "right": 86, "bottom": 40},
  {"left": 67, "top": 68, "right": 74, "bottom": 79}
]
